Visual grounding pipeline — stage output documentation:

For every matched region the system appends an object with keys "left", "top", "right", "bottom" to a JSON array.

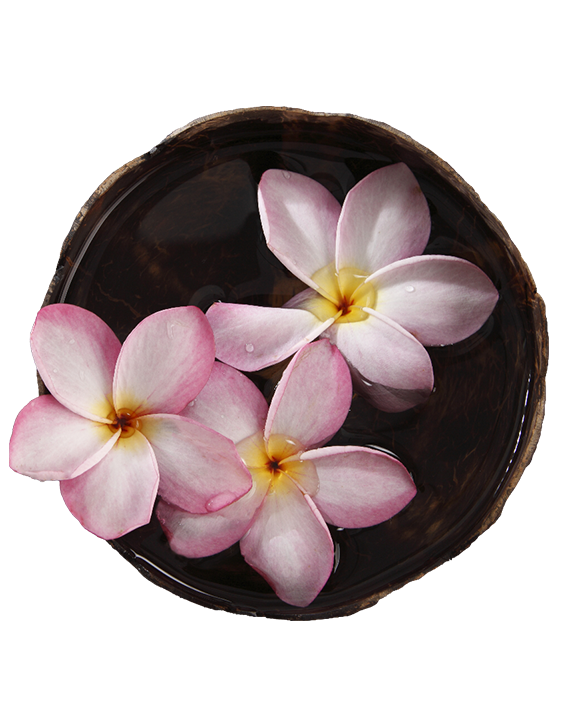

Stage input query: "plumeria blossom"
[
  {"left": 157, "top": 340, "right": 416, "bottom": 607},
  {"left": 9, "top": 304, "right": 252, "bottom": 539},
  {"left": 207, "top": 164, "right": 499, "bottom": 412}
]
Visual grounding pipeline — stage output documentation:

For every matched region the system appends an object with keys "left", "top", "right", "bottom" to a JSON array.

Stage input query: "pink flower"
[
  {"left": 9, "top": 304, "right": 252, "bottom": 539},
  {"left": 207, "top": 164, "right": 499, "bottom": 412},
  {"left": 157, "top": 340, "right": 416, "bottom": 607}
]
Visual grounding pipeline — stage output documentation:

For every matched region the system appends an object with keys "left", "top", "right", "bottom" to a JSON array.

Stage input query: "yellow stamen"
[
  {"left": 301, "top": 265, "right": 376, "bottom": 323},
  {"left": 106, "top": 408, "right": 139, "bottom": 438},
  {"left": 235, "top": 432, "right": 317, "bottom": 495}
]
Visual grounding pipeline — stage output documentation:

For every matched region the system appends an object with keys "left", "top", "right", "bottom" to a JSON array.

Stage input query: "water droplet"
[
  {"left": 207, "top": 491, "right": 239, "bottom": 512},
  {"left": 405, "top": 285, "right": 415, "bottom": 293},
  {"left": 167, "top": 322, "right": 181, "bottom": 339},
  {"left": 68, "top": 338, "right": 75, "bottom": 344},
  {"left": 187, "top": 400, "right": 195, "bottom": 408},
  {"left": 245, "top": 343, "right": 254, "bottom": 353},
  {"left": 282, "top": 172, "right": 291, "bottom": 179}
]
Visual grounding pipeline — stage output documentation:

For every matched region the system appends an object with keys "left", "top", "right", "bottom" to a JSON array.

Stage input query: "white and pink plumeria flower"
[
  {"left": 9, "top": 304, "right": 252, "bottom": 539},
  {"left": 157, "top": 339, "right": 417, "bottom": 607},
  {"left": 207, "top": 163, "right": 499, "bottom": 412}
]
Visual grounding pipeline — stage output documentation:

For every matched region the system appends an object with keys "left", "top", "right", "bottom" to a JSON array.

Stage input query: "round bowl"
[{"left": 41, "top": 107, "right": 547, "bottom": 619}]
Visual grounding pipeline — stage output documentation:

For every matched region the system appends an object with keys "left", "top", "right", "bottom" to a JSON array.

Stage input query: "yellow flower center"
[
  {"left": 236, "top": 432, "right": 317, "bottom": 494},
  {"left": 106, "top": 408, "right": 140, "bottom": 438},
  {"left": 302, "top": 264, "right": 376, "bottom": 323}
]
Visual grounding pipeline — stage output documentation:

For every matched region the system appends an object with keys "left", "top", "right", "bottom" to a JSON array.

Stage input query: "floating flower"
[
  {"left": 9, "top": 304, "right": 252, "bottom": 539},
  {"left": 157, "top": 340, "right": 416, "bottom": 607},
  {"left": 207, "top": 164, "right": 499, "bottom": 411}
]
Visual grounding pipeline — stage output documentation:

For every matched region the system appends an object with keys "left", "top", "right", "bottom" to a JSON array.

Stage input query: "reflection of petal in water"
[{"left": 350, "top": 364, "right": 433, "bottom": 414}]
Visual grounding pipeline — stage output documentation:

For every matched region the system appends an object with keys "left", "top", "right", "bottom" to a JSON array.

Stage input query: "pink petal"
[
  {"left": 258, "top": 169, "right": 341, "bottom": 288},
  {"left": 113, "top": 307, "right": 215, "bottom": 416},
  {"left": 60, "top": 430, "right": 159, "bottom": 539},
  {"left": 156, "top": 471, "right": 270, "bottom": 558},
  {"left": 302, "top": 446, "right": 416, "bottom": 528},
  {"left": 369, "top": 255, "right": 499, "bottom": 345},
  {"left": 206, "top": 302, "right": 333, "bottom": 371},
  {"left": 9, "top": 395, "right": 119, "bottom": 481},
  {"left": 336, "top": 163, "right": 430, "bottom": 273},
  {"left": 140, "top": 414, "right": 252, "bottom": 514},
  {"left": 265, "top": 340, "right": 352, "bottom": 449},
  {"left": 181, "top": 361, "right": 267, "bottom": 444},
  {"left": 30, "top": 304, "right": 121, "bottom": 422},
  {"left": 240, "top": 473, "right": 334, "bottom": 607},
  {"left": 323, "top": 311, "right": 434, "bottom": 412}
]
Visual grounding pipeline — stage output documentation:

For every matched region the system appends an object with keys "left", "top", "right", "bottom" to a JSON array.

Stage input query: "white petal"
[
  {"left": 206, "top": 302, "right": 333, "bottom": 371},
  {"left": 181, "top": 362, "right": 267, "bottom": 444},
  {"left": 141, "top": 414, "right": 252, "bottom": 514},
  {"left": 265, "top": 340, "right": 352, "bottom": 449},
  {"left": 324, "top": 312, "right": 434, "bottom": 412},
  {"left": 10, "top": 395, "right": 119, "bottom": 481},
  {"left": 304, "top": 446, "right": 416, "bottom": 528},
  {"left": 60, "top": 430, "right": 159, "bottom": 539},
  {"left": 156, "top": 473, "right": 269, "bottom": 558},
  {"left": 336, "top": 163, "right": 430, "bottom": 273},
  {"left": 370, "top": 255, "right": 499, "bottom": 345},
  {"left": 259, "top": 169, "right": 340, "bottom": 288},
  {"left": 30, "top": 304, "right": 121, "bottom": 422},
  {"left": 113, "top": 307, "right": 215, "bottom": 416},
  {"left": 240, "top": 474, "right": 334, "bottom": 607},
  {"left": 326, "top": 312, "right": 433, "bottom": 390}
]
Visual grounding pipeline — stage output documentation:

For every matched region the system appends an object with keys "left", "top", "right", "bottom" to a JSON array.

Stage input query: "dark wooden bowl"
[{"left": 42, "top": 107, "right": 547, "bottom": 619}]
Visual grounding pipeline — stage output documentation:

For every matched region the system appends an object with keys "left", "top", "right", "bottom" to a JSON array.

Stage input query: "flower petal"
[
  {"left": 140, "top": 414, "right": 252, "bottom": 514},
  {"left": 181, "top": 362, "right": 267, "bottom": 444},
  {"left": 206, "top": 302, "right": 333, "bottom": 371},
  {"left": 31, "top": 304, "right": 121, "bottom": 422},
  {"left": 336, "top": 163, "right": 430, "bottom": 273},
  {"left": 60, "top": 430, "right": 159, "bottom": 539},
  {"left": 240, "top": 473, "right": 334, "bottom": 607},
  {"left": 113, "top": 307, "right": 215, "bottom": 416},
  {"left": 156, "top": 471, "right": 270, "bottom": 558},
  {"left": 265, "top": 340, "right": 352, "bottom": 449},
  {"left": 9, "top": 395, "right": 119, "bottom": 481},
  {"left": 302, "top": 446, "right": 416, "bottom": 528},
  {"left": 370, "top": 255, "right": 499, "bottom": 345},
  {"left": 283, "top": 287, "right": 340, "bottom": 321},
  {"left": 323, "top": 312, "right": 434, "bottom": 412},
  {"left": 258, "top": 169, "right": 341, "bottom": 288}
]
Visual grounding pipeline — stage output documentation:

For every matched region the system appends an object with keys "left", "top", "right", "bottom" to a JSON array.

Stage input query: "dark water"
[{"left": 45, "top": 109, "right": 541, "bottom": 619}]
